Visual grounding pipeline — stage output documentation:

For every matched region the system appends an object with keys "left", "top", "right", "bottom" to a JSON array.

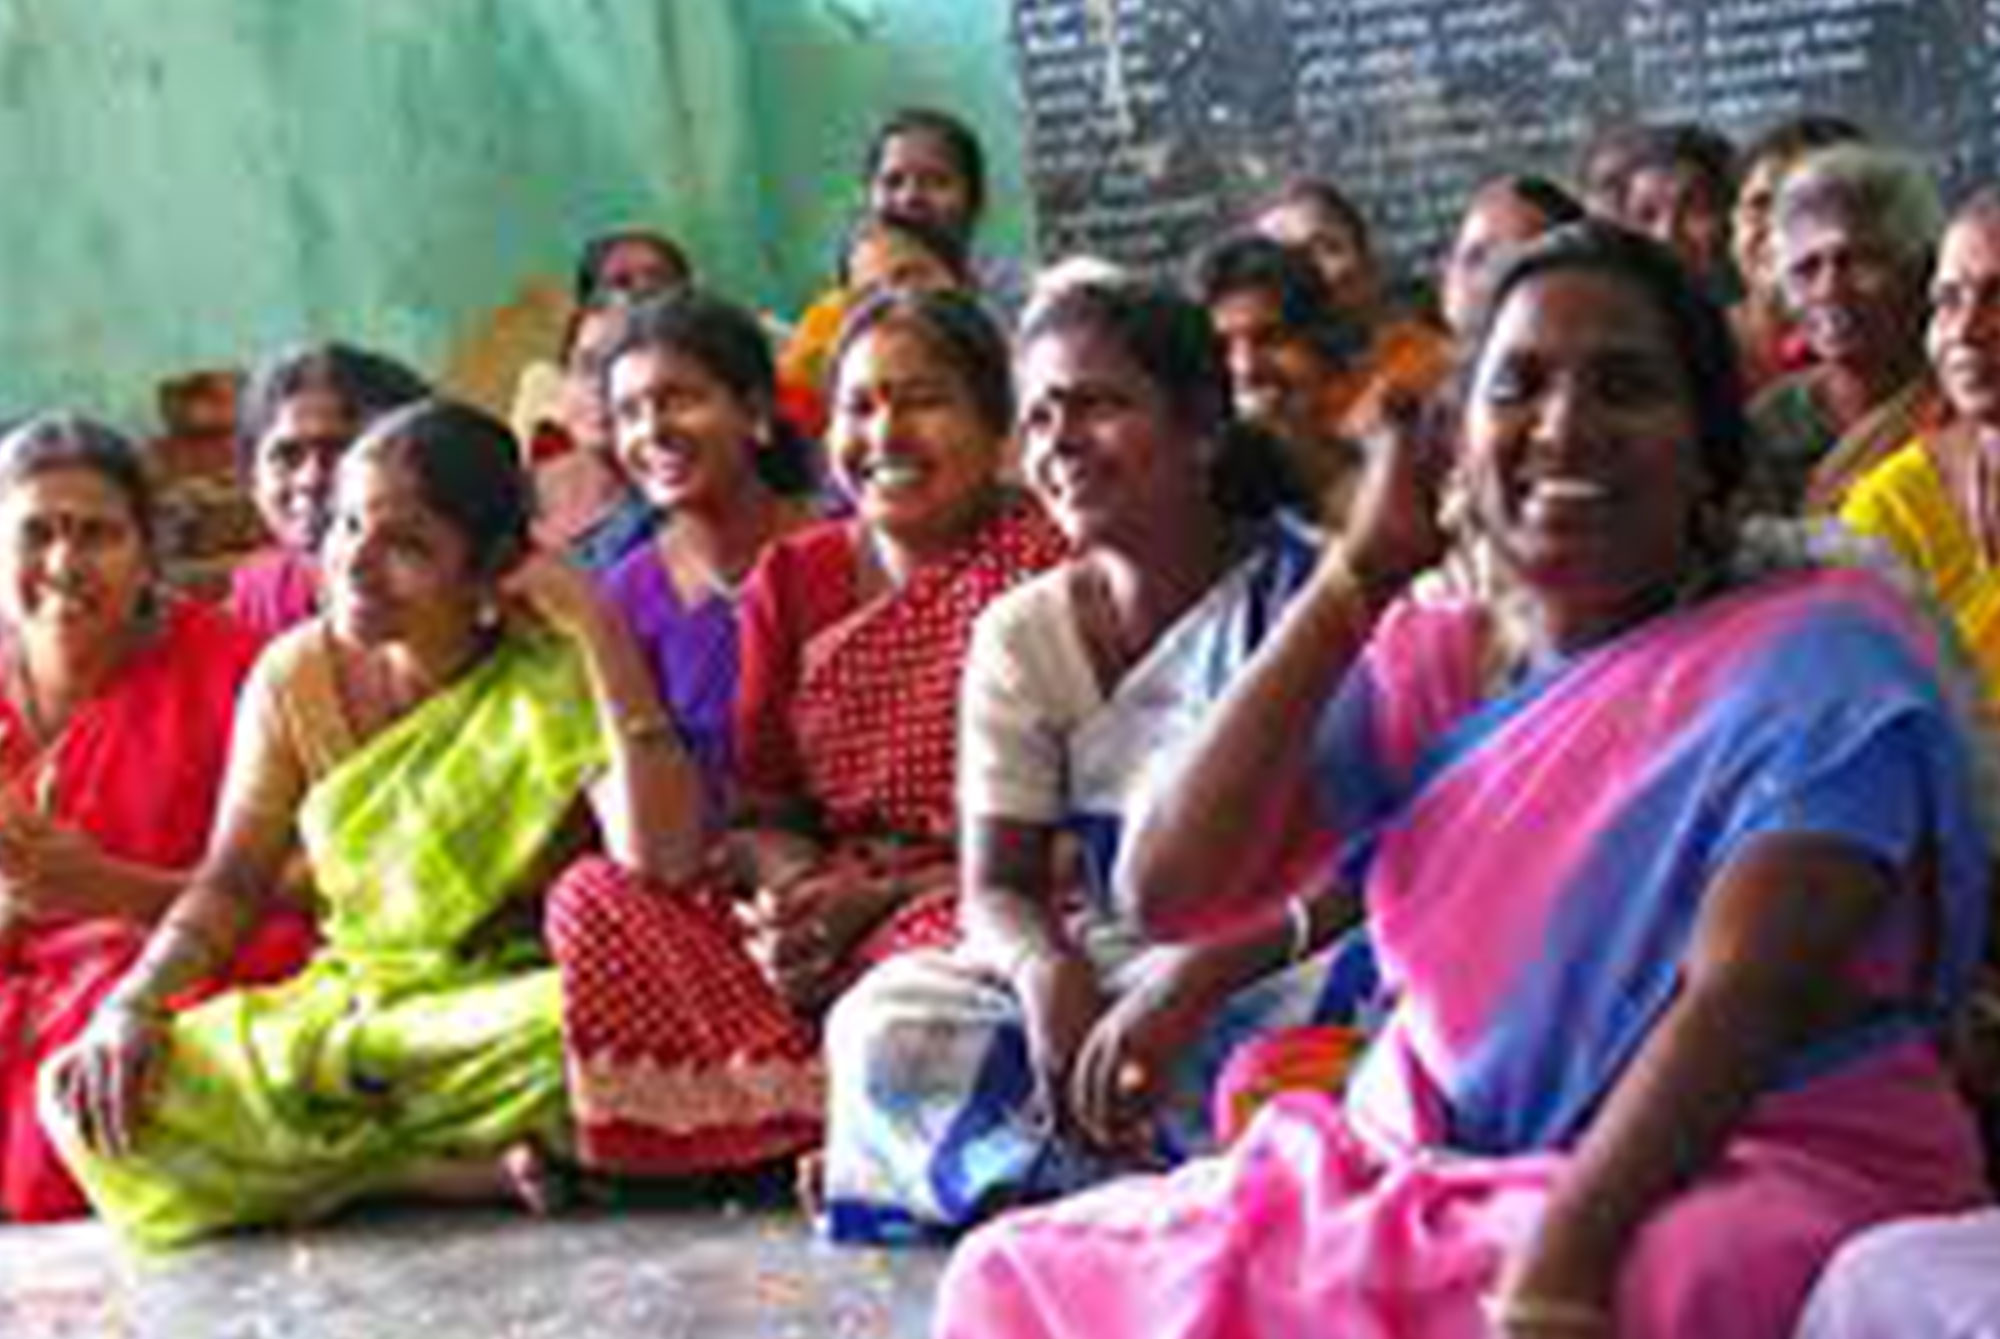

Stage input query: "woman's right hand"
[
  {"left": 1342, "top": 390, "right": 1456, "bottom": 597},
  {"left": 1013, "top": 951, "right": 1109, "bottom": 1134},
  {"left": 46, "top": 998, "right": 168, "bottom": 1158}
]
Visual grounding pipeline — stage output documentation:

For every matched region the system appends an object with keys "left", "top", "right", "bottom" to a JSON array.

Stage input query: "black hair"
[
  {"left": 0, "top": 413, "right": 158, "bottom": 557},
  {"left": 1192, "top": 232, "right": 1369, "bottom": 366},
  {"left": 1619, "top": 122, "right": 1740, "bottom": 212},
  {"left": 830, "top": 286, "right": 1014, "bottom": 437},
  {"left": 863, "top": 108, "right": 987, "bottom": 232},
  {"left": 349, "top": 399, "right": 533, "bottom": 578},
  {"left": 1490, "top": 174, "right": 1588, "bottom": 230},
  {"left": 236, "top": 342, "right": 430, "bottom": 480},
  {"left": 1741, "top": 114, "right": 1868, "bottom": 178},
  {"left": 1255, "top": 177, "right": 1375, "bottom": 264},
  {"left": 837, "top": 209, "right": 972, "bottom": 288},
  {"left": 1020, "top": 277, "right": 1307, "bottom": 521},
  {"left": 1466, "top": 221, "right": 1749, "bottom": 509},
  {"left": 598, "top": 290, "right": 819, "bottom": 497},
  {"left": 572, "top": 229, "right": 693, "bottom": 305}
]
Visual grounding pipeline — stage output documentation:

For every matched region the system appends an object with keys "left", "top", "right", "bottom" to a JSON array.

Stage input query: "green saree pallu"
[{"left": 45, "top": 631, "right": 606, "bottom": 1248}]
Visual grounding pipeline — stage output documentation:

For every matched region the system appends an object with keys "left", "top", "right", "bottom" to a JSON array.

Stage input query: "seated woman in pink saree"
[
  {"left": 935, "top": 224, "right": 1994, "bottom": 1339},
  {"left": 0, "top": 415, "right": 313, "bottom": 1221},
  {"left": 549, "top": 289, "right": 1064, "bottom": 1178}
]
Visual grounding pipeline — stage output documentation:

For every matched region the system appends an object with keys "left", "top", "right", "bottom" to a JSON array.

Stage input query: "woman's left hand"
[
  {"left": 496, "top": 551, "right": 610, "bottom": 644},
  {"left": 1067, "top": 955, "right": 1214, "bottom": 1156}
]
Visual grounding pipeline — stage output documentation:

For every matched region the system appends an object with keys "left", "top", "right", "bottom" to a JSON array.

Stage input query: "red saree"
[
  {"left": 551, "top": 494, "right": 1064, "bottom": 1175},
  {"left": 0, "top": 601, "right": 314, "bottom": 1219}
]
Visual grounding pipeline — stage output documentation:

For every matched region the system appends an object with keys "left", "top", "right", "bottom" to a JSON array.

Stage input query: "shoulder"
[{"left": 1842, "top": 438, "right": 1944, "bottom": 520}]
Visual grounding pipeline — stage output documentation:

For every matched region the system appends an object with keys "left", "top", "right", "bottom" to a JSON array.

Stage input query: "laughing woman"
[
  {"left": 43, "top": 401, "right": 702, "bottom": 1247},
  {"left": 547, "top": 289, "right": 1063, "bottom": 1179},
  {"left": 820, "top": 276, "right": 1364, "bottom": 1243},
  {"left": 0, "top": 416, "right": 312, "bottom": 1221},
  {"left": 936, "top": 225, "right": 1992, "bottom": 1339}
]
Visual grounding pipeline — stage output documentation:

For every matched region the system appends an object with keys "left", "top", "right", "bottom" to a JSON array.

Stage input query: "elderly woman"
[
  {"left": 230, "top": 343, "right": 429, "bottom": 641},
  {"left": 545, "top": 289, "right": 1063, "bottom": 1179},
  {"left": 934, "top": 224, "right": 1991, "bottom": 1339},
  {"left": 43, "top": 400, "right": 701, "bottom": 1247},
  {"left": 1841, "top": 189, "right": 2000, "bottom": 700},
  {"left": 0, "top": 417, "right": 313, "bottom": 1221},
  {"left": 819, "top": 273, "right": 1364, "bottom": 1242},
  {"left": 1751, "top": 144, "right": 1943, "bottom": 513},
  {"left": 1727, "top": 116, "right": 1868, "bottom": 395}
]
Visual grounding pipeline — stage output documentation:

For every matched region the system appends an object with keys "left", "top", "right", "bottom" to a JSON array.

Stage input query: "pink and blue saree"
[{"left": 936, "top": 566, "right": 1991, "bottom": 1339}]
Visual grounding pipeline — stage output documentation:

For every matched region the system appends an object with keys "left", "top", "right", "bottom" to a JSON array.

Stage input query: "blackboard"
[{"left": 1009, "top": 0, "right": 2000, "bottom": 284}]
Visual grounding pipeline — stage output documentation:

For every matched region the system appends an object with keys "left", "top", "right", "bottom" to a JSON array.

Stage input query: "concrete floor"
[{"left": 0, "top": 1205, "right": 947, "bottom": 1338}]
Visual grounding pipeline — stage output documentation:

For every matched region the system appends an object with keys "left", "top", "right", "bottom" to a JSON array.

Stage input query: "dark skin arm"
[{"left": 1492, "top": 833, "right": 1899, "bottom": 1336}]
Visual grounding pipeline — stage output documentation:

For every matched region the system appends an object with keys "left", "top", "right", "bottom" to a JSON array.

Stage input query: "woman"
[
  {"left": 596, "top": 289, "right": 823, "bottom": 826},
  {"left": 230, "top": 343, "right": 429, "bottom": 641},
  {"left": 1607, "top": 121, "right": 1737, "bottom": 299},
  {"left": 1752, "top": 144, "right": 1943, "bottom": 513},
  {"left": 821, "top": 275, "right": 1363, "bottom": 1243},
  {"left": 1251, "top": 177, "right": 1454, "bottom": 437},
  {"left": 1438, "top": 175, "right": 1586, "bottom": 339},
  {"left": 42, "top": 400, "right": 702, "bottom": 1247},
  {"left": 0, "top": 415, "right": 313, "bottom": 1221},
  {"left": 1843, "top": 189, "right": 2000, "bottom": 702},
  {"left": 778, "top": 210, "right": 972, "bottom": 443},
  {"left": 935, "top": 224, "right": 1992, "bottom": 1339},
  {"left": 547, "top": 288, "right": 1064, "bottom": 1179},
  {"left": 1728, "top": 116, "right": 1867, "bottom": 395},
  {"left": 533, "top": 297, "right": 657, "bottom": 571}
]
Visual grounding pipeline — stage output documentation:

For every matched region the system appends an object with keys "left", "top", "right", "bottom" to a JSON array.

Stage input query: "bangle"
[
  {"left": 1284, "top": 896, "right": 1314, "bottom": 965},
  {"left": 1481, "top": 1292, "right": 1610, "bottom": 1334},
  {"left": 611, "top": 710, "right": 678, "bottom": 747}
]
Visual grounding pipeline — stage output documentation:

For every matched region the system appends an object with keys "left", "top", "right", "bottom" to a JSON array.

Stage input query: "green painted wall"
[{"left": 0, "top": 0, "right": 1027, "bottom": 428}]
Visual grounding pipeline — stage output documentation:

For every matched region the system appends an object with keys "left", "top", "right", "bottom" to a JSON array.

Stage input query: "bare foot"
[{"left": 795, "top": 1148, "right": 826, "bottom": 1221}]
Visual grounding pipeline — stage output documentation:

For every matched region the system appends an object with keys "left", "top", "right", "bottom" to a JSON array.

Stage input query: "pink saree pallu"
[{"left": 935, "top": 567, "right": 1993, "bottom": 1339}]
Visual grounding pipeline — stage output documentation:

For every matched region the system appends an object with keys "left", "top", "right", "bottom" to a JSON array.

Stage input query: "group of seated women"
[{"left": 0, "top": 101, "right": 1997, "bottom": 1339}]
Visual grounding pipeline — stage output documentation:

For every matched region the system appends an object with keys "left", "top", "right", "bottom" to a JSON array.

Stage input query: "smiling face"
[
  {"left": 320, "top": 449, "right": 480, "bottom": 651},
  {"left": 869, "top": 130, "right": 976, "bottom": 238},
  {"left": 251, "top": 387, "right": 359, "bottom": 553},
  {"left": 0, "top": 465, "right": 150, "bottom": 657},
  {"left": 1776, "top": 210, "right": 1925, "bottom": 372},
  {"left": 1208, "top": 286, "right": 1339, "bottom": 449},
  {"left": 609, "top": 343, "right": 764, "bottom": 516},
  {"left": 828, "top": 320, "right": 1002, "bottom": 551},
  {"left": 1463, "top": 267, "right": 1705, "bottom": 623},
  {"left": 1930, "top": 210, "right": 2000, "bottom": 430},
  {"left": 1017, "top": 324, "right": 1210, "bottom": 551}
]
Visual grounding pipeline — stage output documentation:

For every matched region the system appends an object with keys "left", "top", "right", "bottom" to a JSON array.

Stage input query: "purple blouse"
[{"left": 599, "top": 540, "right": 742, "bottom": 830}]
